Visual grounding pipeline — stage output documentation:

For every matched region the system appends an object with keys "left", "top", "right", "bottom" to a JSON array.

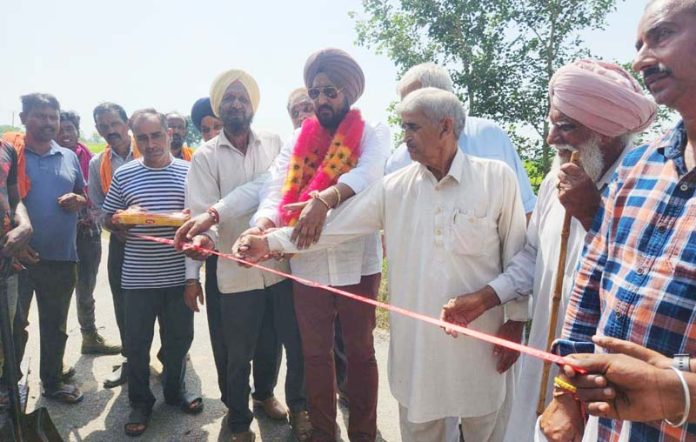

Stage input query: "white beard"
[{"left": 551, "top": 135, "right": 605, "bottom": 183}]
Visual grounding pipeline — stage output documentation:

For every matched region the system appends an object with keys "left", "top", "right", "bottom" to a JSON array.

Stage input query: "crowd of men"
[{"left": 0, "top": 0, "right": 694, "bottom": 440}]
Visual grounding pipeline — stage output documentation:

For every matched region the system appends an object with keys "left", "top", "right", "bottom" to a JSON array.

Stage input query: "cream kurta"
[
  {"left": 184, "top": 129, "right": 287, "bottom": 294},
  {"left": 499, "top": 152, "right": 628, "bottom": 442},
  {"left": 267, "top": 150, "right": 527, "bottom": 422}
]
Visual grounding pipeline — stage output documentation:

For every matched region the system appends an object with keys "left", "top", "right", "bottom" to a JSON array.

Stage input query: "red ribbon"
[{"left": 135, "top": 233, "right": 584, "bottom": 373}]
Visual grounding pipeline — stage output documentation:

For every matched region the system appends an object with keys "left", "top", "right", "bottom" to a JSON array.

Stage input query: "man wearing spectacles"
[{"left": 244, "top": 48, "right": 391, "bottom": 441}]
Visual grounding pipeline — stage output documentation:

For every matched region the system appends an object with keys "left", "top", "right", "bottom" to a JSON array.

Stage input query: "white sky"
[{"left": 0, "top": 1, "right": 645, "bottom": 140}]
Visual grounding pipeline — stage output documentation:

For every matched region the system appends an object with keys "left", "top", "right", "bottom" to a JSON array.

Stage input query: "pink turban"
[{"left": 549, "top": 60, "right": 657, "bottom": 137}]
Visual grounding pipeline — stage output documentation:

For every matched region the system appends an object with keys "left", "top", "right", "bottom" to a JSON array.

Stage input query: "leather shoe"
[
  {"left": 290, "top": 410, "right": 313, "bottom": 441},
  {"left": 230, "top": 430, "right": 255, "bottom": 441},
  {"left": 253, "top": 396, "right": 287, "bottom": 420},
  {"left": 104, "top": 362, "right": 127, "bottom": 389}
]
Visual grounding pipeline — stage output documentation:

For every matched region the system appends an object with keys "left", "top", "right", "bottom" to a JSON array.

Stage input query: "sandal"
[
  {"left": 124, "top": 406, "right": 151, "bottom": 437},
  {"left": 166, "top": 392, "right": 204, "bottom": 415},
  {"left": 42, "top": 383, "right": 83, "bottom": 404}
]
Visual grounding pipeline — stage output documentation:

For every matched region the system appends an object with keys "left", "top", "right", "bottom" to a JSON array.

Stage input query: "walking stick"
[{"left": 536, "top": 152, "right": 578, "bottom": 416}]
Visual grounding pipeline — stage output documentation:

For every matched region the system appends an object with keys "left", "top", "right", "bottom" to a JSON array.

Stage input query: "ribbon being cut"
[{"left": 133, "top": 232, "right": 585, "bottom": 373}]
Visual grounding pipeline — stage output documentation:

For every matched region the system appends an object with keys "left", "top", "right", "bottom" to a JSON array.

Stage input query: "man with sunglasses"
[{"left": 243, "top": 48, "right": 390, "bottom": 441}]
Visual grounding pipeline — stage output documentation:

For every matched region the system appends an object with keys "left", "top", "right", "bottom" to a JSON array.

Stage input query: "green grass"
[
  {"left": 376, "top": 260, "right": 389, "bottom": 330},
  {"left": 86, "top": 143, "right": 106, "bottom": 154}
]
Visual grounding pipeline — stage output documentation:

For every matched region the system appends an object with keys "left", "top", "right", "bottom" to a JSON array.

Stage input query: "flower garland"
[{"left": 279, "top": 109, "right": 365, "bottom": 226}]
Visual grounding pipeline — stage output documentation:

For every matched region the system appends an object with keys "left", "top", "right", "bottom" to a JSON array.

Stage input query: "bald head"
[{"left": 646, "top": 0, "right": 696, "bottom": 13}]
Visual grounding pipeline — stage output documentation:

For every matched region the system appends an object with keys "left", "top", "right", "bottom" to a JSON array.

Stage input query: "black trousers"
[
  {"left": 107, "top": 235, "right": 127, "bottom": 357},
  {"left": 204, "top": 256, "right": 282, "bottom": 407},
  {"left": 124, "top": 285, "right": 193, "bottom": 409},
  {"left": 220, "top": 279, "right": 306, "bottom": 432},
  {"left": 14, "top": 261, "right": 76, "bottom": 389}
]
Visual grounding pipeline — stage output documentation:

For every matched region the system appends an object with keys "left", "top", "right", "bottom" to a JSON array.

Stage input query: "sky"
[{"left": 0, "top": 0, "right": 646, "bottom": 141}]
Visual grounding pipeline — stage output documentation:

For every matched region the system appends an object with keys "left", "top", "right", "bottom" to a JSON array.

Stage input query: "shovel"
[{"left": 0, "top": 264, "right": 63, "bottom": 441}]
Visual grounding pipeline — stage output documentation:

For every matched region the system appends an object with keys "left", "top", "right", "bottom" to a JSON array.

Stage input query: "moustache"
[
  {"left": 106, "top": 133, "right": 121, "bottom": 140},
  {"left": 317, "top": 105, "right": 334, "bottom": 114},
  {"left": 642, "top": 64, "right": 671, "bottom": 80}
]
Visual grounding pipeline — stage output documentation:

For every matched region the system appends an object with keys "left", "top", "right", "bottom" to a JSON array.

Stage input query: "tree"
[
  {"left": 185, "top": 116, "right": 202, "bottom": 147},
  {"left": 352, "top": 0, "right": 623, "bottom": 179}
]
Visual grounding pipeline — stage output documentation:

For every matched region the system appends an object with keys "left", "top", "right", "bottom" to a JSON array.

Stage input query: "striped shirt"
[
  {"left": 557, "top": 121, "right": 696, "bottom": 441},
  {"left": 102, "top": 158, "right": 189, "bottom": 290}
]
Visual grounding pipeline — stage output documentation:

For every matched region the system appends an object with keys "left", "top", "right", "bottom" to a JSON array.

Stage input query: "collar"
[
  {"left": 108, "top": 142, "right": 135, "bottom": 160},
  {"left": 417, "top": 147, "right": 465, "bottom": 185},
  {"left": 654, "top": 121, "right": 688, "bottom": 175},
  {"left": 217, "top": 129, "right": 258, "bottom": 153},
  {"left": 596, "top": 143, "right": 632, "bottom": 191},
  {"left": 26, "top": 140, "right": 64, "bottom": 157}
]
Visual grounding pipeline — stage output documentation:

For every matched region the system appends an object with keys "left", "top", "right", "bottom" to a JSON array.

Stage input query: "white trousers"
[{"left": 399, "top": 405, "right": 500, "bottom": 442}]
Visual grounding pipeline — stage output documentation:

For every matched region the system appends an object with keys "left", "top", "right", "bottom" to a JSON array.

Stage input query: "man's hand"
[
  {"left": 493, "top": 320, "right": 524, "bottom": 373},
  {"left": 557, "top": 162, "right": 601, "bottom": 230},
  {"left": 0, "top": 223, "right": 33, "bottom": 258},
  {"left": 285, "top": 198, "right": 329, "bottom": 249},
  {"left": 180, "top": 234, "right": 214, "bottom": 261},
  {"left": 17, "top": 245, "right": 40, "bottom": 265},
  {"left": 233, "top": 231, "right": 271, "bottom": 266},
  {"left": 174, "top": 211, "right": 216, "bottom": 250},
  {"left": 183, "top": 281, "right": 205, "bottom": 312},
  {"left": 540, "top": 394, "right": 585, "bottom": 442},
  {"left": 57, "top": 193, "right": 87, "bottom": 213},
  {"left": 560, "top": 335, "right": 681, "bottom": 422},
  {"left": 106, "top": 210, "right": 133, "bottom": 242},
  {"left": 440, "top": 286, "right": 501, "bottom": 337}
]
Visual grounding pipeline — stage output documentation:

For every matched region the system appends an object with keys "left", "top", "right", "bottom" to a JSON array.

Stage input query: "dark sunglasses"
[{"left": 308, "top": 86, "right": 342, "bottom": 100}]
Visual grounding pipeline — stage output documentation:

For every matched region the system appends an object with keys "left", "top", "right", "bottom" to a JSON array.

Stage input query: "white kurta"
[
  {"left": 500, "top": 152, "right": 628, "bottom": 442},
  {"left": 267, "top": 150, "right": 527, "bottom": 422}
]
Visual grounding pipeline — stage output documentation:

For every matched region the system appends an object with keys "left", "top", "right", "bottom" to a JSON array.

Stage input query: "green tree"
[
  {"left": 186, "top": 116, "right": 202, "bottom": 147},
  {"left": 352, "top": 0, "right": 623, "bottom": 181}
]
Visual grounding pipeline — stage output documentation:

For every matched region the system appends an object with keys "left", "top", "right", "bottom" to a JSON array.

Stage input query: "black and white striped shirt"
[{"left": 102, "top": 158, "right": 189, "bottom": 290}]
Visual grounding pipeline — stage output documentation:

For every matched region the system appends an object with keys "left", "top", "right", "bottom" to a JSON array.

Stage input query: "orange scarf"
[
  {"left": 181, "top": 146, "right": 194, "bottom": 161},
  {"left": 100, "top": 141, "right": 141, "bottom": 194},
  {"left": 1, "top": 132, "right": 30, "bottom": 198}
]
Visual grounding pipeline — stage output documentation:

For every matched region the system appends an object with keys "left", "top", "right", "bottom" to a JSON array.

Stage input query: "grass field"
[{"left": 86, "top": 142, "right": 106, "bottom": 153}]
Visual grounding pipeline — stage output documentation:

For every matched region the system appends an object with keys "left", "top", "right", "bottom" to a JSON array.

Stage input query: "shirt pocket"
[{"left": 449, "top": 209, "right": 498, "bottom": 256}]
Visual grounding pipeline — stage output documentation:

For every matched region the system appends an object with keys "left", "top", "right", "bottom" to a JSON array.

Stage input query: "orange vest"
[
  {"left": 1, "top": 132, "right": 30, "bottom": 198},
  {"left": 100, "top": 141, "right": 141, "bottom": 194}
]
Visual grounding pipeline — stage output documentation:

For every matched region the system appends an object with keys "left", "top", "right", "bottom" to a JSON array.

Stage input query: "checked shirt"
[{"left": 558, "top": 121, "right": 696, "bottom": 441}]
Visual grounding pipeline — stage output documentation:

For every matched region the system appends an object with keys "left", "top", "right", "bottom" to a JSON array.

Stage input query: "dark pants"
[
  {"left": 107, "top": 235, "right": 127, "bottom": 356},
  {"left": 334, "top": 319, "right": 348, "bottom": 396},
  {"left": 75, "top": 229, "right": 102, "bottom": 333},
  {"left": 14, "top": 261, "right": 76, "bottom": 389},
  {"left": 220, "top": 279, "right": 306, "bottom": 433},
  {"left": 124, "top": 285, "right": 193, "bottom": 409},
  {"left": 204, "top": 256, "right": 283, "bottom": 407},
  {"left": 294, "top": 274, "right": 380, "bottom": 442}
]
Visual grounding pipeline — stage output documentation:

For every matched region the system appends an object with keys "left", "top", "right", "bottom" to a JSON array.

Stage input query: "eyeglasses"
[{"left": 308, "top": 86, "right": 342, "bottom": 100}]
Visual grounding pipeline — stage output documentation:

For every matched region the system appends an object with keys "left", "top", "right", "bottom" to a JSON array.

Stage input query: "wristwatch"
[{"left": 673, "top": 354, "right": 691, "bottom": 372}]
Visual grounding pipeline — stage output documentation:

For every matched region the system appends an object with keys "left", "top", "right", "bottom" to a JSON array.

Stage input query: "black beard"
[
  {"left": 317, "top": 102, "right": 350, "bottom": 130},
  {"left": 170, "top": 135, "right": 184, "bottom": 149}
]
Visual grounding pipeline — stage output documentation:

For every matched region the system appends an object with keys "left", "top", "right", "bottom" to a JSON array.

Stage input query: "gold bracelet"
[
  {"left": 331, "top": 186, "right": 342, "bottom": 207},
  {"left": 309, "top": 191, "right": 331, "bottom": 210}
]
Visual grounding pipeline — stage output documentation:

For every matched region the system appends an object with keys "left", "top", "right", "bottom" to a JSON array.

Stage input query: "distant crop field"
[{"left": 86, "top": 143, "right": 106, "bottom": 154}]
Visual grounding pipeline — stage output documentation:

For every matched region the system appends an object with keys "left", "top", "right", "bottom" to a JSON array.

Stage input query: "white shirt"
[
  {"left": 184, "top": 129, "right": 287, "bottom": 294},
  {"left": 501, "top": 151, "right": 628, "bottom": 442},
  {"left": 266, "top": 149, "right": 527, "bottom": 421},
  {"left": 386, "top": 116, "right": 537, "bottom": 214},
  {"left": 251, "top": 119, "right": 390, "bottom": 286}
]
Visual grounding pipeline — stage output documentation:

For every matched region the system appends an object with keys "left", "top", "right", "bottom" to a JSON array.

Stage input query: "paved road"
[{"left": 21, "top": 237, "right": 400, "bottom": 441}]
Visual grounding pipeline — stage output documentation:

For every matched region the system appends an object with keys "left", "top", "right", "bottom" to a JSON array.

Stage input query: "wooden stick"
[{"left": 536, "top": 151, "right": 579, "bottom": 416}]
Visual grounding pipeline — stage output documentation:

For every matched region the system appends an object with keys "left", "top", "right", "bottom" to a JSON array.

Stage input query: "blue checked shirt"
[{"left": 555, "top": 121, "right": 696, "bottom": 441}]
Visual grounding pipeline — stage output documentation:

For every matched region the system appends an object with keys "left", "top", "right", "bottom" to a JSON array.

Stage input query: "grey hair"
[
  {"left": 396, "top": 87, "right": 466, "bottom": 138},
  {"left": 396, "top": 63, "right": 454, "bottom": 97},
  {"left": 129, "top": 108, "right": 168, "bottom": 132}
]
